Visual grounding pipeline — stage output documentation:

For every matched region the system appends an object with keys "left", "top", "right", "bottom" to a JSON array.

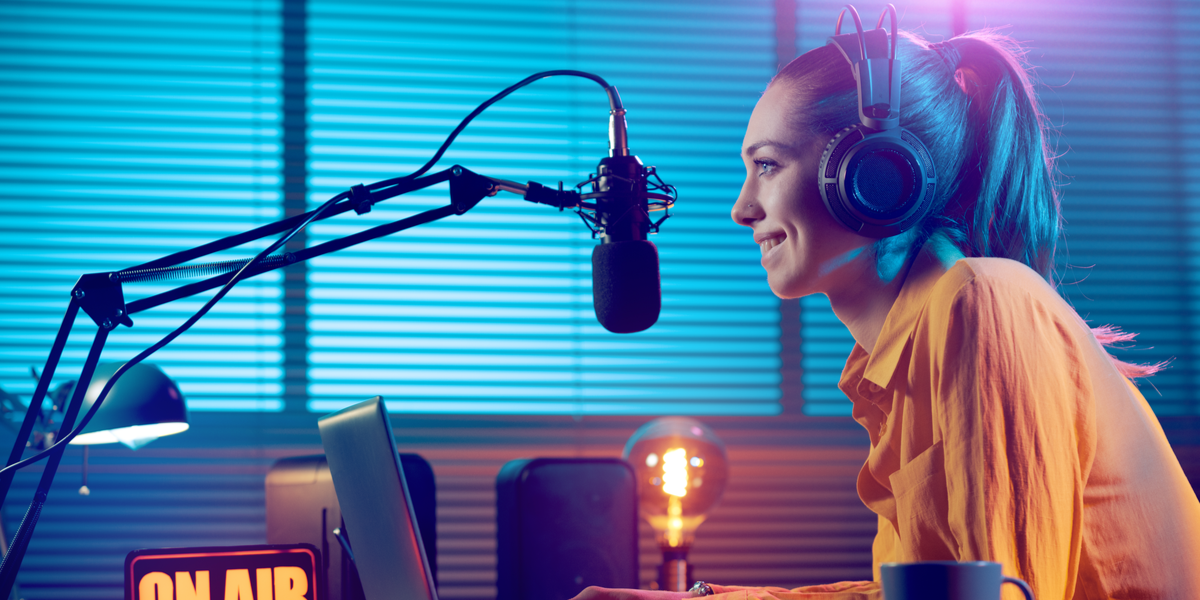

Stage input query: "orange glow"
[
  {"left": 666, "top": 495, "right": 683, "bottom": 547},
  {"left": 127, "top": 547, "right": 318, "bottom": 600},
  {"left": 274, "top": 566, "right": 309, "bottom": 600},
  {"left": 175, "top": 571, "right": 209, "bottom": 600},
  {"left": 130, "top": 548, "right": 313, "bottom": 562},
  {"left": 662, "top": 447, "right": 689, "bottom": 547},
  {"left": 662, "top": 448, "right": 688, "bottom": 497}
]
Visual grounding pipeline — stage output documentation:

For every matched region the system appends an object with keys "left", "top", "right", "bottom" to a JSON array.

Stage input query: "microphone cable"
[
  {"left": 1, "top": 70, "right": 620, "bottom": 476},
  {"left": 368, "top": 70, "right": 616, "bottom": 192}
]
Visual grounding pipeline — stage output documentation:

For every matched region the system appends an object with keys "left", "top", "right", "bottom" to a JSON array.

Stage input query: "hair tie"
[{"left": 929, "top": 40, "right": 961, "bottom": 71}]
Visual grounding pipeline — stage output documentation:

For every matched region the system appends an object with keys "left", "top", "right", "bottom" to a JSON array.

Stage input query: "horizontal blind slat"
[{"left": 305, "top": 0, "right": 781, "bottom": 416}]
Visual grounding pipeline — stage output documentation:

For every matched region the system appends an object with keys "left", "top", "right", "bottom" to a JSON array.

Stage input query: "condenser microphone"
[
  {"left": 524, "top": 166, "right": 661, "bottom": 334},
  {"left": 588, "top": 96, "right": 660, "bottom": 334},
  {"left": 516, "top": 85, "right": 668, "bottom": 334}
]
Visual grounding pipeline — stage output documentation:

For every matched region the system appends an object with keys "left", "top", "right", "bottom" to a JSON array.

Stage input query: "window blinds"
[
  {"left": 2, "top": 0, "right": 1194, "bottom": 420},
  {"left": 304, "top": 0, "right": 783, "bottom": 415},
  {"left": 0, "top": 0, "right": 285, "bottom": 412}
]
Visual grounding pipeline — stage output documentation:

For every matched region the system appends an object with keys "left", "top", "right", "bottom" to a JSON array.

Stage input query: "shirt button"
[{"left": 868, "top": 382, "right": 882, "bottom": 393}]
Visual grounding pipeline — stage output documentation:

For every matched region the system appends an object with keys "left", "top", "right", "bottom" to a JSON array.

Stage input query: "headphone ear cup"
[
  {"left": 818, "top": 126, "right": 868, "bottom": 233},
  {"left": 817, "top": 124, "right": 937, "bottom": 238}
]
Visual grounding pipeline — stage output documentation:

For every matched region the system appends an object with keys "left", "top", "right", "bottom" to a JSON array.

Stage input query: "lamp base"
[{"left": 657, "top": 549, "right": 694, "bottom": 592}]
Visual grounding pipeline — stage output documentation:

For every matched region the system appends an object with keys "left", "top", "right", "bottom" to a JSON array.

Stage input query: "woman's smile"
[{"left": 756, "top": 232, "right": 786, "bottom": 259}]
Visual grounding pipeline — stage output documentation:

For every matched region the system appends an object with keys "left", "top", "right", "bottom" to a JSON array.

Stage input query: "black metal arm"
[
  {"left": 75, "top": 165, "right": 496, "bottom": 328},
  {"left": 0, "top": 164, "right": 504, "bottom": 596},
  {"left": 0, "top": 66, "right": 654, "bottom": 598}
]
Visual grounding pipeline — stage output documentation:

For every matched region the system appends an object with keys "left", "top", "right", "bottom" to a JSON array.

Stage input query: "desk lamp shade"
[{"left": 68, "top": 362, "right": 188, "bottom": 449}]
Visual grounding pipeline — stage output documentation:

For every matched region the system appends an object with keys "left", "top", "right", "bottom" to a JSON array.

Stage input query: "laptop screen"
[{"left": 318, "top": 396, "right": 438, "bottom": 600}]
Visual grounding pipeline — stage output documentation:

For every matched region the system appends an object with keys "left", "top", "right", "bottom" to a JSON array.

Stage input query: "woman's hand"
[{"left": 569, "top": 586, "right": 696, "bottom": 600}]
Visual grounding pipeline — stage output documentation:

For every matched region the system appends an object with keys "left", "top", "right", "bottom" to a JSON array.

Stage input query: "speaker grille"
[
  {"left": 852, "top": 148, "right": 916, "bottom": 215},
  {"left": 497, "top": 458, "right": 638, "bottom": 600}
]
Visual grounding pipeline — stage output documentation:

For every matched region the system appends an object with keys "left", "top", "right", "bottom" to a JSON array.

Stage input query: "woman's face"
[{"left": 731, "top": 83, "right": 873, "bottom": 299}]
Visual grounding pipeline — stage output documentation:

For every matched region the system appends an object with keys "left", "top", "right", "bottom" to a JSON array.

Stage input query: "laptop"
[{"left": 318, "top": 396, "right": 438, "bottom": 600}]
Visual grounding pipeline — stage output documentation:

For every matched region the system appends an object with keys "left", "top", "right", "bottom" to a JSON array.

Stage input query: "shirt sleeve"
[
  {"left": 936, "top": 276, "right": 1095, "bottom": 600},
  {"left": 706, "top": 581, "right": 880, "bottom": 599}
]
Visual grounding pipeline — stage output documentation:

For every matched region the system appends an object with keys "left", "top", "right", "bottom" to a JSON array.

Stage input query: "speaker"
[
  {"left": 818, "top": 7, "right": 937, "bottom": 238},
  {"left": 265, "top": 453, "right": 436, "bottom": 600},
  {"left": 496, "top": 458, "right": 639, "bottom": 600}
]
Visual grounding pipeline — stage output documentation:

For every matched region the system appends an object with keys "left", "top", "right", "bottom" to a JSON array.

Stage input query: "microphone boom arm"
[
  {"left": 0, "top": 67, "right": 679, "bottom": 595},
  {"left": 123, "top": 165, "right": 494, "bottom": 317},
  {"left": 0, "top": 164, "right": 505, "bottom": 596}
]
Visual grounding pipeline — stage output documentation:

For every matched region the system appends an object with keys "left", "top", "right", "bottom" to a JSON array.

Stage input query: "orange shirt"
[{"left": 709, "top": 252, "right": 1200, "bottom": 600}]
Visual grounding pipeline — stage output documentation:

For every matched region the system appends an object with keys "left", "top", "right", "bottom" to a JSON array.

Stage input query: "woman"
[{"left": 574, "top": 23, "right": 1200, "bottom": 600}]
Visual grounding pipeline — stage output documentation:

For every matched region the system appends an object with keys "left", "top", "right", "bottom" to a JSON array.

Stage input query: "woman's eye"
[{"left": 754, "top": 159, "right": 778, "bottom": 175}]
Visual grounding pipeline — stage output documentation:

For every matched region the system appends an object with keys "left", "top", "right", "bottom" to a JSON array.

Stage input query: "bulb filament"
[
  {"left": 662, "top": 447, "right": 688, "bottom": 547},
  {"left": 662, "top": 448, "right": 688, "bottom": 497}
]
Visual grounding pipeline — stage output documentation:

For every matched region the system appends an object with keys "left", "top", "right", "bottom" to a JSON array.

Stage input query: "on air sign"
[{"left": 125, "top": 545, "right": 321, "bottom": 600}]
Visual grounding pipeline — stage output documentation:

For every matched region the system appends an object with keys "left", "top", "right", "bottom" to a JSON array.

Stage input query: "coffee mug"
[{"left": 880, "top": 561, "right": 1034, "bottom": 600}]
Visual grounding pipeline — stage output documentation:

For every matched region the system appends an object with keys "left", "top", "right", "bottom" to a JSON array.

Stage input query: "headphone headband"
[
  {"left": 816, "top": 4, "right": 937, "bottom": 238},
  {"left": 827, "top": 16, "right": 901, "bottom": 130}
]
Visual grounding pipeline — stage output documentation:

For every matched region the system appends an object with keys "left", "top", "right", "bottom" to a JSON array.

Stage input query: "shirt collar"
[{"left": 859, "top": 245, "right": 955, "bottom": 391}]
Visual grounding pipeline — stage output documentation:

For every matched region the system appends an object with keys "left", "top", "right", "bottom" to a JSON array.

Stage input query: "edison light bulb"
[{"left": 623, "top": 417, "right": 728, "bottom": 591}]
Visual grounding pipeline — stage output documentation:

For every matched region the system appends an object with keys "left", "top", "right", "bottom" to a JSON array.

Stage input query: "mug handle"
[{"left": 1002, "top": 576, "right": 1035, "bottom": 600}]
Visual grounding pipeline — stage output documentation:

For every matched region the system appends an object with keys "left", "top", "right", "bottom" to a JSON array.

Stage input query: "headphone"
[{"left": 818, "top": 4, "right": 937, "bottom": 238}]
